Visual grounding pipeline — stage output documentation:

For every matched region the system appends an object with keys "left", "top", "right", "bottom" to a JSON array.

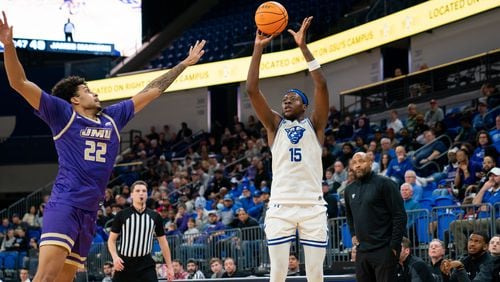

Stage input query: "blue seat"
[
  {"left": 341, "top": 223, "right": 352, "bottom": 249},
  {"left": 437, "top": 213, "right": 456, "bottom": 241},
  {"left": 418, "top": 198, "right": 434, "bottom": 211},
  {"left": 434, "top": 196, "right": 456, "bottom": 207},
  {"left": 415, "top": 215, "right": 431, "bottom": 243}
]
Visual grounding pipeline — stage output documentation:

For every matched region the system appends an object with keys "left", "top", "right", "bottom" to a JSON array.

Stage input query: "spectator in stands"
[
  {"left": 396, "top": 237, "right": 435, "bottom": 281},
  {"left": 322, "top": 146, "right": 336, "bottom": 172},
  {"left": 467, "top": 155, "right": 498, "bottom": 195},
  {"left": 366, "top": 151, "right": 380, "bottom": 174},
  {"left": 247, "top": 191, "right": 264, "bottom": 221},
  {"left": 406, "top": 104, "right": 419, "bottom": 134},
  {"left": 221, "top": 257, "right": 247, "bottom": 278},
  {"left": 174, "top": 204, "right": 190, "bottom": 233},
  {"left": 455, "top": 113, "right": 477, "bottom": 145},
  {"left": 219, "top": 195, "right": 237, "bottom": 226},
  {"left": 400, "top": 183, "right": 420, "bottom": 245},
  {"left": 403, "top": 170, "right": 423, "bottom": 203},
  {"left": 490, "top": 115, "right": 500, "bottom": 153},
  {"left": 338, "top": 116, "right": 354, "bottom": 141},
  {"left": 0, "top": 228, "right": 15, "bottom": 251},
  {"left": 19, "top": 267, "right": 30, "bottom": 282},
  {"left": 21, "top": 206, "right": 38, "bottom": 229},
  {"left": 172, "top": 259, "right": 189, "bottom": 280},
  {"left": 209, "top": 257, "right": 225, "bottom": 278},
  {"left": 412, "top": 114, "right": 430, "bottom": 147},
  {"left": 413, "top": 130, "right": 447, "bottom": 169},
  {"left": 253, "top": 159, "right": 270, "bottom": 189},
  {"left": 354, "top": 116, "right": 371, "bottom": 142},
  {"left": 380, "top": 137, "right": 396, "bottom": 160},
  {"left": 386, "top": 128, "right": 399, "bottom": 148},
  {"left": 472, "top": 99, "right": 493, "bottom": 131},
  {"left": 327, "top": 106, "right": 341, "bottom": 130},
  {"left": 322, "top": 181, "right": 338, "bottom": 219},
  {"left": 424, "top": 99, "right": 444, "bottom": 128},
  {"left": 451, "top": 166, "right": 500, "bottom": 252},
  {"left": 448, "top": 234, "right": 500, "bottom": 281},
  {"left": 471, "top": 131, "right": 493, "bottom": 168},
  {"left": 386, "top": 146, "right": 413, "bottom": 185},
  {"left": 454, "top": 148, "right": 482, "bottom": 200},
  {"left": 186, "top": 259, "right": 205, "bottom": 279},
  {"left": 0, "top": 218, "right": 11, "bottom": 242},
  {"left": 176, "top": 122, "right": 193, "bottom": 143},
  {"left": 325, "top": 134, "right": 342, "bottom": 160},
  {"left": 204, "top": 168, "right": 231, "bottom": 200},
  {"left": 102, "top": 261, "right": 113, "bottom": 282},
  {"left": 288, "top": 252, "right": 300, "bottom": 276},
  {"left": 428, "top": 239, "right": 447, "bottom": 281},
  {"left": 10, "top": 214, "right": 28, "bottom": 231},
  {"left": 237, "top": 186, "right": 254, "bottom": 212},
  {"left": 422, "top": 147, "right": 459, "bottom": 194},
  {"left": 440, "top": 231, "right": 491, "bottom": 281},
  {"left": 394, "top": 68, "right": 403, "bottom": 78},
  {"left": 388, "top": 110, "right": 404, "bottom": 134},
  {"left": 338, "top": 142, "right": 355, "bottom": 168},
  {"left": 379, "top": 153, "right": 391, "bottom": 176},
  {"left": 332, "top": 161, "right": 348, "bottom": 186},
  {"left": 183, "top": 218, "right": 200, "bottom": 245},
  {"left": 480, "top": 82, "right": 500, "bottom": 109}
]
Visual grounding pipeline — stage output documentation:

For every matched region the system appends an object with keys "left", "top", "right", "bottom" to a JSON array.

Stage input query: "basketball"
[{"left": 254, "top": 1, "right": 288, "bottom": 36}]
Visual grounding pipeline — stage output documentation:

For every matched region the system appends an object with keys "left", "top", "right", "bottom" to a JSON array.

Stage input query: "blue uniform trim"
[{"left": 267, "top": 234, "right": 296, "bottom": 245}]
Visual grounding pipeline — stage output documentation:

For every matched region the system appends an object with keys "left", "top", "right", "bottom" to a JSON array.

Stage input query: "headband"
[{"left": 286, "top": 88, "right": 309, "bottom": 105}]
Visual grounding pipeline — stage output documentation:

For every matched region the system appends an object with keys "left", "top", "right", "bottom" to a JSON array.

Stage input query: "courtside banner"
[{"left": 88, "top": 0, "right": 499, "bottom": 101}]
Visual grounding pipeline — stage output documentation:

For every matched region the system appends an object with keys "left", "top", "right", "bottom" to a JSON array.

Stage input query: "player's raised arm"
[
  {"left": 131, "top": 40, "right": 206, "bottom": 114},
  {"left": 0, "top": 11, "right": 43, "bottom": 110},
  {"left": 246, "top": 31, "right": 282, "bottom": 134},
  {"left": 288, "top": 17, "right": 329, "bottom": 140}
]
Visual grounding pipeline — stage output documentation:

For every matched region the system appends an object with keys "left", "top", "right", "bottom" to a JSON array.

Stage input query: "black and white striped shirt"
[{"left": 111, "top": 206, "right": 165, "bottom": 257}]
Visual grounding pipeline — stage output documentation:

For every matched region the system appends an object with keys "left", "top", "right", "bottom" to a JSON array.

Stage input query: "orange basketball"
[{"left": 254, "top": 1, "right": 288, "bottom": 36}]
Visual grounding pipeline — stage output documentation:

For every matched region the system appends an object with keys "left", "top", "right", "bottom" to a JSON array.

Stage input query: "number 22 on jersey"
[{"left": 84, "top": 140, "right": 107, "bottom": 163}]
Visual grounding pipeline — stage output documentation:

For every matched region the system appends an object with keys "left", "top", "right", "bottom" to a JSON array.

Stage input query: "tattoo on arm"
[{"left": 139, "top": 63, "right": 187, "bottom": 94}]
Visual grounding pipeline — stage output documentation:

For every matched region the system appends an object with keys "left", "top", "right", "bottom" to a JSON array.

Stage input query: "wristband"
[{"left": 307, "top": 59, "right": 321, "bottom": 72}]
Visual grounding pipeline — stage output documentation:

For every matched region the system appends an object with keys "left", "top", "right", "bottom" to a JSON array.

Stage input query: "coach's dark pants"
[{"left": 355, "top": 245, "right": 397, "bottom": 282}]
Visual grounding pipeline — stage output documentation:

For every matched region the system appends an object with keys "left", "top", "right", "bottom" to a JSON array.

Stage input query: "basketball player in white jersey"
[{"left": 247, "top": 16, "right": 329, "bottom": 282}]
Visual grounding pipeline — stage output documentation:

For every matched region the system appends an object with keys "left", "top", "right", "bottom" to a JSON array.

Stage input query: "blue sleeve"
[
  {"left": 34, "top": 91, "right": 73, "bottom": 135},
  {"left": 102, "top": 100, "right": 135, "bottom": 131}
]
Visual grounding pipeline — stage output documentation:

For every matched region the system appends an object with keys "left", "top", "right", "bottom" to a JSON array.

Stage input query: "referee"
[{"left": 108, "top": 180, "right": 174, "bottom": 281}]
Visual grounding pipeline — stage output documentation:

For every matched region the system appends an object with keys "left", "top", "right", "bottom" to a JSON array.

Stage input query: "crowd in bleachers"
[{"left": 0, "top": 81, "right": 499, "bottom": 281}]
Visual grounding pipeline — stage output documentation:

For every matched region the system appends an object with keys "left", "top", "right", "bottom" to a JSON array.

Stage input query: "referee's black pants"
[
  {"left": 113, "top": 254, "right": 157, "bottom": 282},
  {"left": 355, "top": 245, "right": 398, "bottom": 282}
]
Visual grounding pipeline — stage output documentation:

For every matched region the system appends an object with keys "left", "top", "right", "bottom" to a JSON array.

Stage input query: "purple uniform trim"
[{"left": 40, "top": 185, "right": 98, "bottom": 266}]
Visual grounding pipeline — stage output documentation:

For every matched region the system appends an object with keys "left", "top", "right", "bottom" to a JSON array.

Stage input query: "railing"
[
  {"left": 340, "top": 48, "right": 500, "bottom": 116},
  {"left": 5, "top": 204, "right": 497, "bottom": 281}
]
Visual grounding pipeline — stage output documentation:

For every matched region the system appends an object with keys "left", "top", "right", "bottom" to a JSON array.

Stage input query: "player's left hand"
[
  {"left": 0, "top": 11, "right": 14, "bottom": 45},
  {"left": 182, "top": 40, "right": 206, "bottom": 66},
  {"left": 288, "top": 16, "right": 313, "bottom": 47}
]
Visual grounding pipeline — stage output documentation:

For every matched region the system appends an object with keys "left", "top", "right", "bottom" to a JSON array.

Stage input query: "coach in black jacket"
[{"left": 345, "top": 152, "right": 407, "bottom": 282}]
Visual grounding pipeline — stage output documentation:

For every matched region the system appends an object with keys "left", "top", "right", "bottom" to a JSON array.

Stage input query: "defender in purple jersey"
[{"left": 0, "top": 11, "right": 205, "bottom": 282}]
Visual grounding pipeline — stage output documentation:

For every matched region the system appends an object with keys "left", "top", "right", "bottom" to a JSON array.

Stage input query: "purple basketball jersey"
[{"left": 35, "top": 91, "right": 134, "bottom": 211}]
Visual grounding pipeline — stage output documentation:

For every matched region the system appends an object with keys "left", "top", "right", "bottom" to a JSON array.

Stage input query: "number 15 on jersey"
[{"left": 289, "top": 148, "right": 302, "bottom": 162}]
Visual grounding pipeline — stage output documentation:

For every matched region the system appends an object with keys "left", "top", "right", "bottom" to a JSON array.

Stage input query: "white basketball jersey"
[{"left": 270, "top": 118, "right": 325, "bottom": 205}]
